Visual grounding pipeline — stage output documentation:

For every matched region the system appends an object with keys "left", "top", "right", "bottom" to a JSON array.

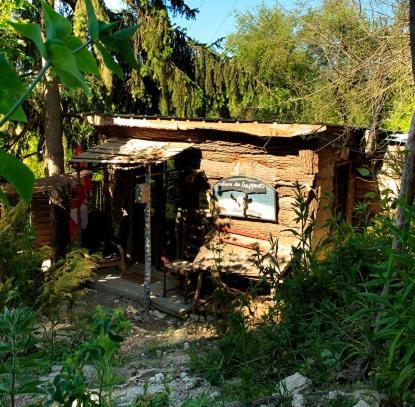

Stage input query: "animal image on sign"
[{"left": 213, "top": 177, "right": 276, "bottom": 221}]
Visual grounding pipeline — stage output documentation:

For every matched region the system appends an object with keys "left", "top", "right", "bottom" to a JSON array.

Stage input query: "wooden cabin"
[
  {"left": 68, "top": 115, "right": 378, "bottom": 285},
  {"left": 4, "top": 171, "right": 90, "bottom": 256}
]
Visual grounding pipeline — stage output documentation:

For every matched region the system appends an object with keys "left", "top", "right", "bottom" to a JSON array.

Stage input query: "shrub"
[{"left": 0, "top": 203, "right": 50, "bottom": 308}]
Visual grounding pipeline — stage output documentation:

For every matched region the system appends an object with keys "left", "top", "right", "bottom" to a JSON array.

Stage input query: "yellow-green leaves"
[
  {"left": 0, "top": 149, "right": 34, "bottom": 204},
  {"left": 48, "top": 44, "right": 90, "bottom": 95},
  {"left": 41, "top": 0, "right": 71, "bottom": 41},
  {"left": 8, "top": 22, "right": 47, "bottom": 59}
]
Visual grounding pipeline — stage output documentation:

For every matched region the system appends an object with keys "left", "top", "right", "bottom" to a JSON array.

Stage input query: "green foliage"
[
  {"left": 0, "top": 203, "right": 49, "bottom": 308},
  {"left": 191, "top": 187, "right": 415, "bottom": 403},
  {"left": 0, "top": 0, "right": 139, "bottom": 204},
  {"left": 0, "top": 307, "right": 44, "bottom": 407},
  {"left": 0, "top": 203, "right": 95, "bottom": 320},
  {"left": 47, "top": 305, "right": 131, "bottom": 406},
  {"left": 132, "top": 381, "right": 171, "bottom": 407},
  {"left": 227, "top": 0, "right": 413, "bottom": 128},
  {"left": 0, "top": 55, "right": 27, "bottom": 122},
  {"left": 0, "top": 149, "right": 34, "bottom": 204}
]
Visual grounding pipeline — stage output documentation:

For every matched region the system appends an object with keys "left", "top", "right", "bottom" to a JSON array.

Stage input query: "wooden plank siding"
[
  {"left": 103, "top": 126, "right": 334, "bottom": 249},
  {"left": 91, "top": 121, "right": 367, "bottom": 266}
]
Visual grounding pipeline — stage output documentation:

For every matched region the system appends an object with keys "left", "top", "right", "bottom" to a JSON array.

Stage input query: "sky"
[{"left": 104, "top": 0, "right": 278, "bottom": 44}]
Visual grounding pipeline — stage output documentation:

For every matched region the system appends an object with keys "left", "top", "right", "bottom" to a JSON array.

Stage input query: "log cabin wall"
[{"left": 104, "top": 125, "right": 349, "bottom": 248}]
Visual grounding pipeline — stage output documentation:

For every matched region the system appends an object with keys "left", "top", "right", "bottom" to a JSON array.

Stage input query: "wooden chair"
[
  {"left": 162, "top": 210, "right": 207, "bottom": 311},
  {"left": 95, "top": 241, "right": 126, "bottom": 276},
  {"left": 83, "top": 211, "right": 126, "bottom": 276}
]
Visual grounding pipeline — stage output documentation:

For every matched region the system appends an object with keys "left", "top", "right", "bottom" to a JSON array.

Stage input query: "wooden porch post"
[
  {"left": 144, "top": 164, "right": 152, "bottom": 311},
  {"left": 76, "top": 168, "right": 82, "bottom": 246}
]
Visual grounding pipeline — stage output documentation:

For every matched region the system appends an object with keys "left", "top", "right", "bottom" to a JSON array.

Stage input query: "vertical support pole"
[
  {"left": 144, "top": 164, "right": 152, "bottom": 311},
  {"left": 76, "top": 168, "right": 82, "bottom": 247}
]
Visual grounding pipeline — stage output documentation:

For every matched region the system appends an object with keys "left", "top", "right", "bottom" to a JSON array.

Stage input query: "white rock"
[
  {"left": 278, "top": 373, "right": 311, "bottom": 395},
  {"left": 189, "top": 313, "right": 199, "bottom": 321},
  {"left": 183, "top": 342, "right": 190, "bottom": 350},
  {"left": 154, "top": 372, "right": 164, "bottom": 383},
  {"left": 82, "top": 365, "right": 97, "bottom": 385},
  {"left": 180, "top": 372, "right": 188, "bottom": 379},
  {"left": 151, "top": 310, "right": 166, "bottom": 319},
  {"left": 352, "top": 389, "right": 382, "bottom": 407},
  {"left": 292, "top": 393, "right": 305, "bottom": 407},
  {"left": 328, "top": 390, "right": 347, "bottom": 400},
  {"left": 353, "top": 401, "right": 371, "bottom": 407}
]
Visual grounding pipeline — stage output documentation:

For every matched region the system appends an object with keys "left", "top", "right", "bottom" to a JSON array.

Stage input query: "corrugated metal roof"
[{"left": 69, "top": 138, "right": 194, "bottom": 165}]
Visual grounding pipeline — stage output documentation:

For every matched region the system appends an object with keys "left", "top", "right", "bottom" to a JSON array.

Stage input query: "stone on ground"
[{"left": 278, "top": 372, "right": 311, "bottom": 395}]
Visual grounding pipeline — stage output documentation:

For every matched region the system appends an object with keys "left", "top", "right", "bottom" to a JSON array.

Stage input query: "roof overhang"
[
  {"left": 81, "top": 114, "right": 330, "bottom": 139},
  {"left": 69, "top": 137, "right": 194, "bottom": 166}
]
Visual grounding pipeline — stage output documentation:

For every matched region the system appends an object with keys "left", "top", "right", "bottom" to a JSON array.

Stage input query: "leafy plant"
[
  {"left": 132, "top": 380, "right": 171, "bottom": 407},
  {"left": 47, "top": 305, "right": 131, "bottom": 406},
  {"left": 0, "top": 202, "right": 51, "bottom": 308},
  {"left": 0, "top": 307, "right": 44, "bottom": 407},
  {"left": 0, "top": 0, "right": 139, "bottom": 204},
  {"left": 38, "top": 249, "right": 96, "bottom": 352}
]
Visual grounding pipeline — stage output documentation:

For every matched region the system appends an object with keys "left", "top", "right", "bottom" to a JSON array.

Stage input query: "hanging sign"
[
  {"left": 212, "top": 177, "right": 276, "bottom": 222},
  {"left": 135, "top": 182, "right": 150, "bottom": 204}
]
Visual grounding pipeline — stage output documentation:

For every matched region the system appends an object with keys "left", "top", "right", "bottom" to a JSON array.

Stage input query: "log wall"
[
  {"left": 106, "top": 126, "right": 324, "bottom": 245},
  {"left": 106, "top": 125, "right": 364, "bottom": 250},
  {"left": 31, "top": 194, "right": 53, "bottom": 249}
]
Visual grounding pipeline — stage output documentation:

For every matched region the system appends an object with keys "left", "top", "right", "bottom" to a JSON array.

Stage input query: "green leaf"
[
  {"left": 8, "top": 22, "right": 47, "bottom": 59},
  {"left": 0, "top": 89, "right": 27, "bottom": 122},
  {"left": 360, "top": 292, "right": 386, "bottom": 303},
  {"left": 17, "top": 380, "right": 42, "bottom": 394},
  {"left": 0, "top": 188, "right": 10, "bottom": 207},
  {"left": 41, "top": 0, "right": 72, "bottom": 41},
  {"left": 100, "top": 29, "right": 140, "bottom": 70},
  {"left": 0, "top": 55, "right": 25, "bottom": 91},
  {"left": 364, "top": 191, "right": 376, "bottom": 199},
  {"left": 84, "top": 0, "right": 99, "bottom": 41},
  {"left": 111, "top": 25, "right": 139, "bottom": 41},
  {"left": 98, "top": 20, "right": 118, "bottom": 34},
  {"left": 113, "top": 39, "right": 140, "bottom": 70},
  {"left": 357, "top": 167, "right": 370, "bottom": 177},
  {"left": 95, "top": 42, "right": 123, "bottom": 79},
  {"left": 0, "top": 149, "right": 34, "bottom": 203},
  {"left": 388, "top": 328, "right": 405, "bottom": 366},
  {"left": 64, "top": 36, "right": 99, "bottom": 75},
  {"left": 48, "top": 44, "right": 90, "bottom": 95},
  {"left": 0, "top": 56, "right": 27, "bottom": 122}
]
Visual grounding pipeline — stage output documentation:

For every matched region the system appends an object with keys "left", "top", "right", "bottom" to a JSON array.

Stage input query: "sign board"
[
  {"left": 212, "top": 177, "right": 276, "bottom": 222},
  {"left": 135, "top": 182, "right": 150, "bottom": 204}
]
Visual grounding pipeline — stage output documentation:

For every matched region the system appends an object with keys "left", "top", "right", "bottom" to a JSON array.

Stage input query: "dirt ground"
[{"left": 74, "top": 288, "right": 219, "bottom": 406}]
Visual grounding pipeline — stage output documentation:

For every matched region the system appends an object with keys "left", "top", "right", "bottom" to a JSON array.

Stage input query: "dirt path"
[{"left": 80, "top": 289, "right": 219, "bottom": 406}]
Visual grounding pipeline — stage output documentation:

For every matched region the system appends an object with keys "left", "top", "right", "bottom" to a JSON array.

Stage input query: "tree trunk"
[
  {"left": 43, "top": 76, "right": 64, "bottom": 176},
  {"left": 42, "top": 0, "right": 64, "bottom": 177}
]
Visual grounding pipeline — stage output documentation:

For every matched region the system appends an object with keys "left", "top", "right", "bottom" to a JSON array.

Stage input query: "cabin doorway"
[{"left": 334, "top": 161, "right": 351, "bottom": 219}]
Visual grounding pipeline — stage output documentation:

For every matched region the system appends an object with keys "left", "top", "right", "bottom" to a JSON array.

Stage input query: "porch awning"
[{"left": 69, "top": 137, "right": 194, "bottom": 166}]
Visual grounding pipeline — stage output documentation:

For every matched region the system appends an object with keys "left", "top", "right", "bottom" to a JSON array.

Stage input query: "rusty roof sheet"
[
  {"left": 69, "top": 137, "right": 194, "bottom": 165},
  {"left": 4, "top": 170, "right": 90, "bottom": 196}
]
